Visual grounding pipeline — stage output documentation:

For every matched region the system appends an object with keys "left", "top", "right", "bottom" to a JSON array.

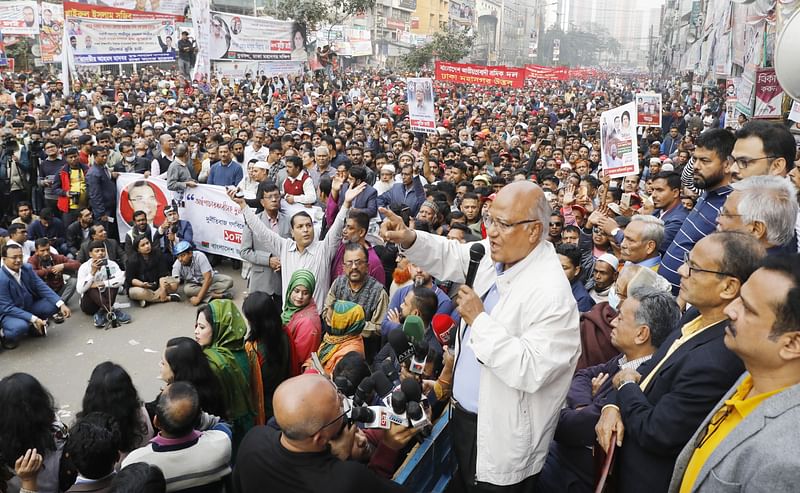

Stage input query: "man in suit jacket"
[
  {"left": 0, "top": 243, "right": 71, "bottom": 349},
  {"left": 595, "top": 231, "right": 766, "bottom": 493},
  {"left": 538, "top": 287, "right": 680, "bottom": 493},
  {"left": 85, "top": 146, "right": 117, "bottom": 231},
  {"left": 669, "top": 253, "right": 800, "bottom": 492},
  {"left": 239, "top": 181, "right": 289, "bottom": 301}
]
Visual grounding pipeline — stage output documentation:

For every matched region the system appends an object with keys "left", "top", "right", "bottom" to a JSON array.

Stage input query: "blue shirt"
[
  {"left": 659, "top": 185, "right": 732, "bottom": 294},
  {"left": 570, "top": 279, "right": 596, "bottom": 313},
  {"left": 207, "top": 160, "right": 243, "bottom": 187},
  {"left": 453, "top": 263, "right": 503, "bottom": 413}
]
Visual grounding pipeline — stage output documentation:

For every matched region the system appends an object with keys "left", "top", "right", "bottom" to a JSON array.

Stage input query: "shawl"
[
  {"left": 281, "top": 269, "right": 316, "bottom": 326},
  {"left": 318, "top": 300, "right": 365, "bottom": 367}
]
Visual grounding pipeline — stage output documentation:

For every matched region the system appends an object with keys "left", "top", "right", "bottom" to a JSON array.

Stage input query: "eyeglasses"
[
  {"left": 343, "top": 259, "right": 366, "bottom": 267},
  {"left": 683, "top": 252, "right": 736, "bottom": 278},
  {"left": 550, "top": 222, "right": 563, "bottom": 227},
  {"left": 696, "top": 404, "right": 733, "bottom": 449},
  {"left": 484, "top": 215, "right": 538, "bottom": 233},
  {"left": 729, "top": 155, "right": 778, "bottom": 169},
  {"left": 717, "top": 208, "right": 742, "bottom": 219}
]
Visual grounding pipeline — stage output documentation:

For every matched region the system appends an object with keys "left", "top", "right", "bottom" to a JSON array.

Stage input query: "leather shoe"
[{"left": 1, "top": 337, "right": 19, "bottom": 350}]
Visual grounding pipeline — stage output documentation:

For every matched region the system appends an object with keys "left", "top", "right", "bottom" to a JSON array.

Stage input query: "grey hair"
[
  {"left": 732, "top": 175, "right": 799, "bottom": 247},
  {"left": 314, "top": 145, "right": 329, "bottom": 156},
  {"left": 627, "top": 267, "right": 673, "bottom": 295},
  {"left": 630, "top": 215, "right": 665, "bottom": 251},
  {"left": 628, "top": 286, "right": 681, "bottom": 348},
  {"left": 174, "top": 142, "right": 189, "bottom": 158}
]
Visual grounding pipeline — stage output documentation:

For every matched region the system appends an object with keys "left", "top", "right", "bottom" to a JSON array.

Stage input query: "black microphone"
[
  {"left": 390, "top": 390, "right": 407, "bottom": 416},
  {"left": 381, "top": 359, "right": 401, "bottom": 388},
  {"left": 372, "top": 371, "right": 394, "bottom": 402},
  {"left": 409, "top": 339, "right": 430, "bottom": 375},
  {"left": 353, "top": 376, "right": 374, "bottom": 407},
  {"left": 388, "top": 329, "right": 414, "bottom": 364},
  {"left": 400, "top": 378, "right": 423, "bottom": 404},
  {"left": 465, "top": 243, "right": 485, "bottom": 288}
]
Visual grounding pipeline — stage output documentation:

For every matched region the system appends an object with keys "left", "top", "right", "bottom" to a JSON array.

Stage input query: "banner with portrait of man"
[
  {"left": 39, "top": 2, "right": 64, "bottom": 63},
  {"left": 0, "top": 1, "right": 39, "bottom": 35},
  {"left": 407, "top": 77, "right": 436, "bottom": 134},
  {"left": 635, "top": 92, "right": 662, "bottom": 127},
  {"left": 67, "top": 17, "right": 177, "bottom": 64},
  {"left": 599, "top": 102, "right": 639, "bottom": 179}
]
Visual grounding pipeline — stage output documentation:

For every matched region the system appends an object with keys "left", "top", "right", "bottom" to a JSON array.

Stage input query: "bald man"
[
  {"left": 381, "top": 181, "right": 581, "bottom": 492},
  {"left": 232, "top": 374, "right": 408, "bottom": 493}
]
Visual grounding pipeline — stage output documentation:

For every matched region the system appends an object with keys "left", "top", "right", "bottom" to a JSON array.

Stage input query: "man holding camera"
[
  {"left": 76, "top": 240, "right": 131, "bottom": 328},
  {"left": 53, "top": 147, "right": 89, "bottom": 225},
  {"left": 28, "top": 238, "right": 81, "bottom": 307},
  {"left": 157, "top": 204, "right": 193, "bottom": 260}
]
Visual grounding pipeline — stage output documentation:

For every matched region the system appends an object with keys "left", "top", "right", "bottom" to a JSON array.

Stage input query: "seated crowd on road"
[{"left": 1, "top": 65, "right": 800, "bottom": 493}]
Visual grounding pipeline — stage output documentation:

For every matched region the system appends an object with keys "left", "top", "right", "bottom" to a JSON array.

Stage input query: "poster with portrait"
[
  {"left": 39, "top": 2, "right": 64, "bottom": 63},
  {"left": 68, "top": 17, "right": 177, "bottom": 64},
  {"left": 599, "top": 102, "right": 639, "bottom": 179},
  {"left": 0, "top": 1, "right": 39, "bottom": 35},
  {"left": 407, "top": 77, "right": 436, "bottom": 134},
  {"left": 209, "top": 11, "right": 309, "bottom": 62},
  {"left": 635, "top": 92, "right": 661, "bottom": 127}
]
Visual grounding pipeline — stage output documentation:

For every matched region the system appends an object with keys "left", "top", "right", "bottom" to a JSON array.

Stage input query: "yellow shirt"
[
  {"left": 679, "top": 375, "right": 787, "bottom": 492},
  {"left": 69, "top": 168, "right": 87, "bottom": 209},
  {"left": 638, "top": 315, "right": 714, "bottom": 391}
]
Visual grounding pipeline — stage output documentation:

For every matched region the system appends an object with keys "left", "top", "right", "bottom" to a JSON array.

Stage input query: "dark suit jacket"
[
  {"left": 86, "top": 165, "right": 117, "bottom": 220},
  {"left": 605, "top": 314, "right": 745, "bottom": 493},
  {"left": 338, "top": 182, "right": 378, "bottom": 218},
  {"left": 0, "top": 264, "right": 61, "bottom": 322}
]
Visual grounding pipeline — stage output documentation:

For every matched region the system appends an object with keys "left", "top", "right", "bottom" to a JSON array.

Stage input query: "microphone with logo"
[{"left": 431, "top": 313, "right": 456, "bottom": 348}]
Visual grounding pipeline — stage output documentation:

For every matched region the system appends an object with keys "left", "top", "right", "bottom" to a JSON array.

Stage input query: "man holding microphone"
[{"left": 380, "top": 181, "right": 581, "bottom": 492}]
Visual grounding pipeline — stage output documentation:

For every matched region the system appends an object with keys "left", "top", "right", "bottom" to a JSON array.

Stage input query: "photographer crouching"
[{"left": 76, "top": 240, "right": 131, "bottom": 328}]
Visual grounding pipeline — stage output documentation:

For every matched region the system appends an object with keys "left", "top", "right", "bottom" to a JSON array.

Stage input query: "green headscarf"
[
  {"left": 202, "top": 299, "right": 253, "bottom": 425},
  {"left": 281, "top": 269, "right": 317, "bottom": 326},
  {"left": 318, "top": 300, "right": 365, "bottom": 367}
]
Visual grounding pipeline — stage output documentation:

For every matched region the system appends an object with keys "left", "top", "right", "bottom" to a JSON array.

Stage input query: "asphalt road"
[{"left": 0, "top": 265, "right": 248, "bottom": 425}]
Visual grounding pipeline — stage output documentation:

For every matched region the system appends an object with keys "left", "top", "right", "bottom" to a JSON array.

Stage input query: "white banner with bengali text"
[
  {"left": 599, "top": 101, "right": 640, "bottom": 179},
  {"left": 189, "top": 0, "right": 210, "bottom": 81},
  {"left": 406, "top": 77, "right": 436, "bottom": 134},
  {"left": 96, "top": 0, "right": 189, "bottom": 16},
  {"left": 0, "top": 1, "right": 39, "bottom": 35},
  {"left": 209, "top": 11, "right": 309, "bottom": 62},
  {"left": 68, "top": 17, "right": 177, "bottom": 65}
]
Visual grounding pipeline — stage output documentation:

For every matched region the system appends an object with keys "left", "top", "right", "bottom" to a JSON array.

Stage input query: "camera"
[
  {"left": 69, "top": 191, "right": 81, "bottom": 205},
  {"left": 98, "top": 258, "right": 108, "bottom": 267}
]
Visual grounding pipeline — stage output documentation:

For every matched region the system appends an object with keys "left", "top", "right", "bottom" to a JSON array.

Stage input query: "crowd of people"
[{"left": 1, "top": 63, "right": 800, "bottom": 493}]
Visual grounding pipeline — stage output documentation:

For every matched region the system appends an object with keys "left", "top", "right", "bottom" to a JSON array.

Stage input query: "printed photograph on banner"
[
  {"left": 209, "top": 12, "right": 309, "bottom": 62},
  {"left": 0, "top": 1, "right": 39, "bottom": 35},
  {"left": 94, "top": 0, "right": 190, "bottom": 16},
  {"left": 119, "top": 179, "right": 170, "bottom": 227},
  {"left": 68, "top": 17, "right": 177, "bottom": 64},
  {"left": 600, "top": 101, "right": 639, "bottom": 179},
  {"left": 39, "top": 2, "right": 64, "bottom": 63},
  {"left": 635, "top": 93, "right": 661, "bottom": 127},
  {"left": 407, "top": 77, "right": 436, "bottom": 134}
]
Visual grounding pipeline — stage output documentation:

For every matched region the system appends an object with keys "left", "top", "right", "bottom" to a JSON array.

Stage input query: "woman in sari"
[
  {"left": 194, "top": 299, "right": 255, "bottom": 451},
  {"left": 316, "top": 300, "right": 366, "bottom": 375},
  {"left": 281, "top": 269, "right": 322, "bottom": 376}
]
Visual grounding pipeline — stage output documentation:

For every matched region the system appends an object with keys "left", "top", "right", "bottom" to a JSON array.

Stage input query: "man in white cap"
[
  {"left": 589, "top": 253, "right": 619, "bottom": 303},
  {"left": 238, "top": 160, "right": 269, "bottom": 199},
  {"left": 374, "top": 164, "right": 396, "bottom": 196}
]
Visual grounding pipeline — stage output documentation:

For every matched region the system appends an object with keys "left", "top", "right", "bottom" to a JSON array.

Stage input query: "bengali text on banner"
[{"left": 435, "top": 61, "right": 524, "bottom": 89}]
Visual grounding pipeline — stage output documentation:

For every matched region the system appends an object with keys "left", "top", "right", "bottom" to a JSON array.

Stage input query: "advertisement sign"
[
  {"left": 68, "top": 17, "right": 177, "bottom": 64},
  {"left": 0, "top": 1, "right": 39, "bottom": 35},
  {"left": 209, "top": 11, "right": 309, "bottom": 61},
  {"left": 95, "top": 0, "right": 189, "bottom": 16},
  {"left": 525, "top": 64, "right": 568, "bottom": 81},
  {"left": 599, "top": 102, "right": 639, "bottom": 179},
  {"left": 407, "top": 77, "right": 436, "bottom": 134},
  {"left": 39, "top": 2, "right": 64, "bottom": 63},
  {"left": 753, "top": 68, "right": 784, "bottom": 120},
  {"left": 435, "top": 61, "right": 525, "bottom": 88},
  {"left": 635, "top": 92, "right": 662, "bottom": 127},
  {"left": 116, "top": 174, "right": 245, "bottom": 260}
]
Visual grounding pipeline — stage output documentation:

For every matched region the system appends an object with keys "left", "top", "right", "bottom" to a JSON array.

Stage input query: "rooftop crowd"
[{"left": 1, "top": 64, "right": 800, "bottom": 493}]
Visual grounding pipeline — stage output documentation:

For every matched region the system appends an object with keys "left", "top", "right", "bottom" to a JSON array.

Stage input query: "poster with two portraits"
[{"left": 599, "top": 102, "right": 639, "bottom": 179}]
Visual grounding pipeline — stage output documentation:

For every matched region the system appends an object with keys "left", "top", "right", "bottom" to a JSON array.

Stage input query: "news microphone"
[
  {"left": 352, "top": 376, "right": 374, "bottom": 407},
  {"left": 349, "top": 406, "right": 391, "bottom": 429},
  {"left": 402, "top": 315, "right": 425, "bottom": 343},
  {"left": 388, "top": 330, "right": 414, "bottom": 364},
  {"left": 409, "top": 339, "right": 430, "bottom": 375},
  {"left": 390, "top": 390, "right": 407, "bottom": 417},
  {"left": 400, "top": 378, "right": 423, "bottom": 404},
  {"left": 381, "top": 359, "right": 401, "bottom": 388},
  {"left": 465, "top": 242, "right": 486, "bottom": 288},
  {"left": 431, "top": 313, "right": 456, "bottom": 347},
  {"left": 406, "top": 401, "right": 430, "bottom": 429}
]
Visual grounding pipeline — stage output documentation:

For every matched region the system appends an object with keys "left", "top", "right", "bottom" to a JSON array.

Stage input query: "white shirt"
[
  {"left": 77, "top": 258, "right": 125, "bottom": 295},
  {"left": 243, "top": 144, "right": 268, "bottom": 167},
  {"left": 241, "top": 203, "right": 348, "bottom": 311},
  {"left": 280, "top": 170, "right": 317, "bottom": 205}
]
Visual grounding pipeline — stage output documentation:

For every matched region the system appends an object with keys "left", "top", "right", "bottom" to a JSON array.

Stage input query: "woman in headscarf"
[
  {"left": 314, "top": 300, "right": 366, "bottom": 375},
  {"left": 194, "top": 299, "right": 255, "bottom": 451},
  {"left": 281, "top": 269, "right": 322, "bottom": 376}
]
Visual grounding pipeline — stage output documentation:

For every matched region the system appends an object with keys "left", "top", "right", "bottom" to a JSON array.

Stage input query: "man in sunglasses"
[
  {"left": 233, "top": 374, "right": 409, "bottom": 492},
  {"left": 596, "top": 232, "right": 764, "bottom": 493}
]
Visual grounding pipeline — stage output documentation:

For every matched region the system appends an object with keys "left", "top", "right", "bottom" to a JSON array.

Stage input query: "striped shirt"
[{"left": 659, "top": 185, "right": 732, "bottom": 294}]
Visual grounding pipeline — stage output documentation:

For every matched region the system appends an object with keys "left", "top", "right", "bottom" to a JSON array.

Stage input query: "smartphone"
[{"left": 621, "top": 193, "right": 632, "bottom": 208}]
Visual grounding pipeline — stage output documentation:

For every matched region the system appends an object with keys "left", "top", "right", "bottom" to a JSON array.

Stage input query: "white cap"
[
  {"left": 661, "top": 163, "right": 674, "bottom": 172},
  {"left": 253, "top": 161, "right": 269, "bottom": 170},
  {"left": 597, "top": 253, "right": 619, "bottom": 270}
]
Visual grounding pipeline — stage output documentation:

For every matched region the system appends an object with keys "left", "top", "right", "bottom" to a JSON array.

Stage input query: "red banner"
[
  {"left": 525, "top": 64, "right": 569, "bottom": 81},
  {"left": 435, "top": 61, "right": 525, "bottom": 89},
  {"left": 63, "top": 1, "right": 182, "bottom": 21}
]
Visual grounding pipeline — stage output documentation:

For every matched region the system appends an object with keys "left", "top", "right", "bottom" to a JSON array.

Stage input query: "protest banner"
[
  {"left": 599, "top": 101, "right": 639, "bottom": 179},
  {"left": 635, "top": 92, "right": 662, "bottom": 127},
  {"left": 188, "top": 0, "right": 210, "bottom": 81},
  {"left": 209, "top": 11, "right": 309, "bottom": 62},
  {"left": 0, "top": 33, "right": 8, "bottom": 67},
  {"left": 93, "top": 0, "right": 189, "bottom": 16},
  {"left": 0, "top": 1, "right": 39, "bottom": 35},
  {"left": 753, "top": 68, "right": 784, "bottom": 119},
  {"left": 68, "top": 17, "right": 177, "bottom": 65},
  {"left": 39, "top": 2, "right": 64, "bottom": 63},
  {"left": 407, "top": 77, "right": 436, "bottom": 134},
  {"left": 434, "top": 61, "right": 524, "bottom": 89},
  {"left": 64, "top": 2, "right": 180, "bottom": 22},
  {"left": 789, "top": 100, "right": 800, "bottom": 123},
  {"left": 525, "top": 64, "right": 568, "bottom": 81}
]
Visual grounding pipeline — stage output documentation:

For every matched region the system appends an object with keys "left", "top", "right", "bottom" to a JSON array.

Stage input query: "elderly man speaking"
[{"left": 380, "top": 181, "right": 580, "bottom": 491}]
